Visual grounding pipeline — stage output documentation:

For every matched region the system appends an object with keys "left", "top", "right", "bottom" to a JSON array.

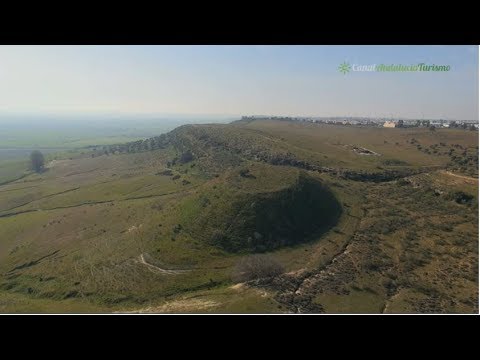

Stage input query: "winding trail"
[{"left": 138, "top": 254, "right": 190, "bottom": 275}]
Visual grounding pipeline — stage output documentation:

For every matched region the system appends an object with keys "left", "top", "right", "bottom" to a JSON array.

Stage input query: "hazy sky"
[{"left": 0, "top": 45, "right": 478, "bottom": 120}]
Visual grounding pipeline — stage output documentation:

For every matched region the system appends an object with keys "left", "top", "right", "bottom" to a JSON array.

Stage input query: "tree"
[
  {"left": 30, "top": 150, "right": 45, "bottom": 173},
  {"left": 397, "top": 119, "right": 404, "bottom": 128},
  {"left": 232, "top": 254, "right": 284, "bottom": 283}
]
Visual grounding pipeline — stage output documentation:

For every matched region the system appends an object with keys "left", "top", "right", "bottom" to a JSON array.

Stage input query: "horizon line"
[{"left": 0, "top": 110, "right": 477, "bottom": 122}]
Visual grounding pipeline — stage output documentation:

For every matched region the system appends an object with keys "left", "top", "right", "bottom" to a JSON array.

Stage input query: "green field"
[{"left": 0, "top": 119, "right": 477, "bottom": 313}]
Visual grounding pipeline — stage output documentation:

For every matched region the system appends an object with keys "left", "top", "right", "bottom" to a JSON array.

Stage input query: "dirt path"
[
  {"left": 441, "top": 170, "right": 478, "bottom": 182},
  {"left": 382, "top": 289, "right": 402, "bottom": 314},
  {"left": 118, "top": 298, "right": 219, "bottom": 313},
  {"left": 138, "top": 253, "right": 189, "bottom": 275}
]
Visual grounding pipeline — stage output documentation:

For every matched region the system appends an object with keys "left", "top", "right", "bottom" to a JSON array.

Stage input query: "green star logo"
[{"left": 338, "top": 61, "right": 351, "bottom": 75}]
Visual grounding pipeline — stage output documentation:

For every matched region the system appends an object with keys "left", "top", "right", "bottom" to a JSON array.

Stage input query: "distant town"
[{"left": 241, "top": 116, "right": 479, "bottom": 130}]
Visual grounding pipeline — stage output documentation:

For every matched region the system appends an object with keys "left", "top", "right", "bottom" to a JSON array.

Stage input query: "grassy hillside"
[
  {"left": 235, "top": 120, "right": 478, "bottom": 174},
  {"left": 179, "top": 165, "right": 342, "bottom": 252},
  {"left": 0, "top": 159, "right": 29, "bottom": 185},
  {"left": 0, "top": 119, "right": 477, "bottom": 313}
]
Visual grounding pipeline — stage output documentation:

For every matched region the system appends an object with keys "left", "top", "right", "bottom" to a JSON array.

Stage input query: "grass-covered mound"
[{"left": 178, "top": 163, "right": 342, "bottom": 252}]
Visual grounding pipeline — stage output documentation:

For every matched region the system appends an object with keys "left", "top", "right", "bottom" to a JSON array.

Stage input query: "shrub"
[
  {"left": 211, "top": 229, "right": 226, "bottom": 246},
  {"left": 239, "top": 168, "right": 255, "bottom": 178},
  {"left": 232, "top": 254, "right": 284, "bottom": 282},
  {"left": 447, "top": 191, "right": 474, "bottom": 204},
  {"left": 199, "top": 196, "right": 210, "bottom": 207},
  {"left": 383, "top": 159, "right": 408, "bottom": 166},
  {"left": 157, "top": 169, "right": 173, "bottom": 176}
]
